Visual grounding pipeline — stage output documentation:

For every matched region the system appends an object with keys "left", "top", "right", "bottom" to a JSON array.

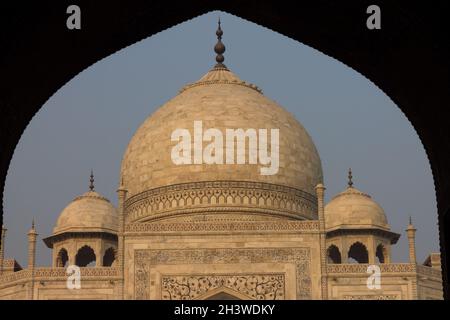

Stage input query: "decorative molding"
[
  {"left": 161, "top": 273, "right": 285, "bottom": 300},
  {"left": 342, "top": 294, "right": 399, "bottom": 300},
  {"left": 43, "top": 231, "right": 117, "bottom": 249},
  {"left": 124, "top": 181, "right": 317, "bottom": 223},
  {"left": 179, "top": 76, "right": 263, "bottom": 94},
  {"left": 125, "top": 220, "right": 319, "bottom": 234},
  {"left": 326, "top": 228, "right": 400, "bottom": 245},
  {"left": 134, "top": 247, "right": 311, "bottom": 300}
]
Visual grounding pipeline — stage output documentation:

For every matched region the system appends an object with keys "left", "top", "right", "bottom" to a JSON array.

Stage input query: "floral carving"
[
  {"left": 134, "top": 247, "right": 311, "bottom": 300},
  {"left": 161, "top": 274, "right": 284, "bottom": 300}
]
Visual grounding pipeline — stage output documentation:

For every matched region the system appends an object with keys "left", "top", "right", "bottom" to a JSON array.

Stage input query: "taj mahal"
[{"left": 0, "top": 22, "right": 443, "bottom": 300}]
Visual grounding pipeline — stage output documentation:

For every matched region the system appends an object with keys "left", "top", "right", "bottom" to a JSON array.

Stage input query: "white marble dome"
[
  {"left": 120, "top": 66, "right": 323, "bottom": 200},
  {"left": 325, "top": 186, "right": 390, "bottom": 231},
  {"left": 53, "top": 190, "right": 118, "bottom": 235}
]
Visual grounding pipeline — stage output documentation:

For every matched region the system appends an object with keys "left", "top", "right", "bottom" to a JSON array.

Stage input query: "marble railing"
[
  {"left": 3, "top": 259, "right": 17, "bottom": 268},
  {"left": 0, "top": 267, "right": 120, "bottom": 285},
  {"left": 35, "top": 267, "right": 120, "bottom": 279},
  {"left": 327, "top": 263, "right": 416, "bottom": 274},
  {"left": 416, "top": 265, "right": 442, "bottom": 279},
  {"left": 0, "top": 269, "right": 32, "bottom": 285}
]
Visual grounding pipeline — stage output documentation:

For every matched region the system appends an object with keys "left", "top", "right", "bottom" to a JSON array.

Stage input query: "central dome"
[
  {"left": 120, "top": 66, "right": 322, "bottom": 199},
  {"left": 120, "top": 25, "right": 322, "bottom": 223}
]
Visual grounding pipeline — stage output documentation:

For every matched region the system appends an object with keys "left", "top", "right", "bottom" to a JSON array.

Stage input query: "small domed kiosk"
[
  {"left": 324, "top": 169, "right": 400, "bottom": 264},
  {"left": 43, "top": 172, "right": 118, "bottom": 267}
]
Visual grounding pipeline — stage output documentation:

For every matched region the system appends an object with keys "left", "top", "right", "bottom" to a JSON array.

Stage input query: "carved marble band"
[
  {"left": 125, "top": 220, "right": 319, "bottom": 234},
  {"left": 124, "top": 181, "right": 318, "bottom": 223}
]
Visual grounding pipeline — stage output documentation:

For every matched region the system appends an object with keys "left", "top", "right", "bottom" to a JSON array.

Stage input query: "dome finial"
[
  {"left": 89, "top": 169, "right": 95, "bottom": 191},
  {"left": 28, "top": 218, "right": 37, "bottom": 234},
  {"left": 214, "top": 18, "right": 227, "bottom": 69},
  {"left": 348, "top": 168, "right": 353, "bottom": 188}
]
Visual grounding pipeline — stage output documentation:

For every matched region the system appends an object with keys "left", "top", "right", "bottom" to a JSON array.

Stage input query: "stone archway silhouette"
[{"left": 0, "top": 2, "right": 449, "bottom": 298}]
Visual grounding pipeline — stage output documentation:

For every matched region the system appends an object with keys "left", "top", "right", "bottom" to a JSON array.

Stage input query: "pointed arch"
[
  {"left": 56, "top": 248, "right": 69, "bottom": 267},
  {"left": 348, "top": 242, "right": 369, "bottom": 264},
  {"left": 75, "top": 245, "right": 96, "bottom": 267},
  {"left": 327, "top": 244, "right": 342, "bottom": 264},
  {"left": 376, "top": 243, "right": 387, "bottom": 263},
  {"left": 103, "top": 247, "right": 116, "bottom": 267}
]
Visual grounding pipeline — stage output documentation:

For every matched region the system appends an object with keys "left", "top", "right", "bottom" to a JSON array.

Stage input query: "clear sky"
[{"left": 3, "top": 11, "right": 439, "bottom": 267}]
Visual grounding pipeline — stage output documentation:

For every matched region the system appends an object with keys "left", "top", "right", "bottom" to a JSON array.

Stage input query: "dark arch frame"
[
  {"left": 348, "top": 242, "right": 369, "bottom": 264},
  {"left": 75, "top": 245, "right": 96, "bottom": 267},
  {"left": 327, "top": 245, "right": 342, "bottom": 264},
  {"left": 0, "top": 1, "right": 449, "bottom": 298},
  {"left": 376, "top": 244, "right": 387, "bottom": 264},
  {"left": 103, "top": 247, "right": 116, "bottom": 267},
  {"left": 56, "top": 247, "right": 69, "bottom": 267}
]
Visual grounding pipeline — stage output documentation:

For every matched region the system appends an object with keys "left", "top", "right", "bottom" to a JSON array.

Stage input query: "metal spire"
[
  {"left": 28, "top": 218, "right": 37, "bottom": 234},
  {"left": 89, "top": 169, "right": 95, "bottom": 191},
  {"left": 348, "top": 168, "right": 353, "bottom": 188},
  {"left": 214, "top": 18, "right": 226, "bottom": 68}
]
